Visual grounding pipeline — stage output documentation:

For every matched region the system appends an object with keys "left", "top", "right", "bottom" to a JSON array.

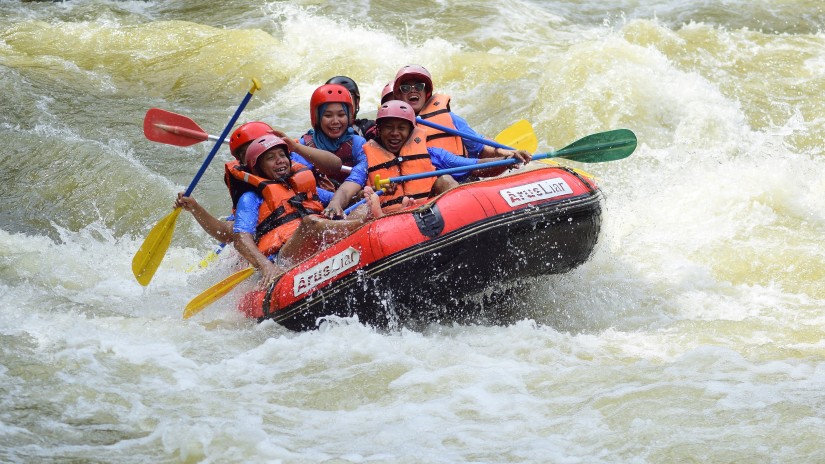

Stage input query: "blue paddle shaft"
[
  {"left": 183, "top": 80, "right": 260, "bottom": 197},
  {"left": 415, "top": 117, "right": 515, "bottom": 151}
]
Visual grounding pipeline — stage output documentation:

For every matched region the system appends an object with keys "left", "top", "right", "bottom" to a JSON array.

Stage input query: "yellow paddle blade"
[
  {"left": 183, "top": 266, "right": 256, "bottom": 319},
  {"left": 132, "top": 208, "right": 182, "bottom": 286},
  {"left": 185, "top": 250, "right": 218, "bottom": 273},
  {"left": 495, "top": 119, "right": 538, "bottom": 153}
]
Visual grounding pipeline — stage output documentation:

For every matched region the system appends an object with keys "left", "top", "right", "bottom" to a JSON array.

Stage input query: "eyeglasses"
[{"left": 399, "top": 82, "right": 426, "bottom": 94}]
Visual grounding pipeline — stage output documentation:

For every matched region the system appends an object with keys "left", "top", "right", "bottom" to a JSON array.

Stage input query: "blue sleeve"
[
  {"left": 343, "top": 136, "right": 369, "bottom": 187},
  {"left": 451, "top": 113, "right": 485, "bottom": 159},
  {"left": 232, "top": 191, "right": 263, "bottom": 234},
  {"left": 428, "top": 147, "right": 479, "bottom": 182},
  {"left": 316, "top": 187, "right": 333, "bottom": 206}
]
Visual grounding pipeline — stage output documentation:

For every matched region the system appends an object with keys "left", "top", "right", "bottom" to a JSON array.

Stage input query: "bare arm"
[
  {"left": 175, "top": 193, "right": 233, "bottom": 243},
  {"left": 323, "top": 180, "right": 363, "bottom": 218},
  {"left": 472, "top": 148, "right": 531, "bottom": 177},
  {"left": 233, "top": 232, "right": 285, "bottom": 286},
  {"left": 272, "top": 129, "right": 343, "bottom": 175}
]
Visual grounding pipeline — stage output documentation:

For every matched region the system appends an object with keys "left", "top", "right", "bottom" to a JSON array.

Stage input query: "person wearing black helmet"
[{"left": 325, "top": 75, "right": 376, "bottom": 138}]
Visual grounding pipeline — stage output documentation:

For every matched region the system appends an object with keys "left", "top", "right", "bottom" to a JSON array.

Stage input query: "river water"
[{"left": 2, "top": 1, "right": 824, "bottom": 462}]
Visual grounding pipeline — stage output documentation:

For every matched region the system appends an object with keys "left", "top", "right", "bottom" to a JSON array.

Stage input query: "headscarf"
[{"left": 308, "top": 102, "right": 354, "bottom": 152}]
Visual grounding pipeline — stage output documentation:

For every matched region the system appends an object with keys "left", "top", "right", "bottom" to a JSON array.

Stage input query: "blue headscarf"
[{"left": 308, "top": 102, "right": 355, "bottom": 152}]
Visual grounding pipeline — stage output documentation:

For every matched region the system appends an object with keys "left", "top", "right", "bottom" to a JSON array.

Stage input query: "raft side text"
[
  {"left": 293, "top": 247, "right": 361, "bottom": 296},
  {"left": 500, "top": 178, "right": 573, "bottom": 207}
]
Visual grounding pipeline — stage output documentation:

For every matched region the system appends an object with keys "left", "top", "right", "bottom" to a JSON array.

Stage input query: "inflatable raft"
[{"left": 237, "top": 163, "right": 602, "bottom": 331}]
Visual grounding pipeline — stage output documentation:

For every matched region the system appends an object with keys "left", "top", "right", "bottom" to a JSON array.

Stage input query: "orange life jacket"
[
  {"left": 300, "top": 133, "right": 354, "bottom": 191},
  {"left": 417, "top": 93, "right": 467, "bottom": 156},
  {"left": 363, "top": 127, "right": 436, "bottom": 213},
  {"left": 225, "top": 162, "right": 323, "bottom": 255}
]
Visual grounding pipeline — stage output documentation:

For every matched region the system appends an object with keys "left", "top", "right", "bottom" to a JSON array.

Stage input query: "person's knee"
[{"left": 432, "top": 175, "right": 458, "bottom": 195}]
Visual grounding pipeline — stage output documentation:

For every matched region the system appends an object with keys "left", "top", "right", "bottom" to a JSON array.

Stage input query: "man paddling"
[{"left": 323, "top": 100, "right": 530, "bottom": 218}]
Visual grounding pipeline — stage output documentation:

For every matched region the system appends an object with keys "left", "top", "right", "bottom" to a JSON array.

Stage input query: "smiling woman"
[{"left": 296, "top": 83, "right": 364, "bottom": 192}]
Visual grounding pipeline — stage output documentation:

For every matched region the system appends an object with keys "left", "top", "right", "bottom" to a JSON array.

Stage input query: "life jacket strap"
[
  {"left": 419, "top": 107, "right": 450, "bottom": 119},
  {"left": 367, "top": 153, "right": 431, "bottom": 173},
  {"left": 254, "top": 193, "right": 317, "bottom": 241}
]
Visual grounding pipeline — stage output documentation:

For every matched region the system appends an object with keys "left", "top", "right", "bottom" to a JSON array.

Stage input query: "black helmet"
[{"left": 325, "top": 75, "right": 360, "bottom": 99}]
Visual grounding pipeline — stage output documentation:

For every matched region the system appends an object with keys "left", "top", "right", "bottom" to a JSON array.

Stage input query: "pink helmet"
[
  {"left": 309, "top": 83, "right": 354, "bottom": 127},
  {"left": 380, "top": 82, "right": 394, "bottom": 104},
  {"left": 376, "top": 100, "right": 416, "bottom": 127},
  {"left": 244, "top": 134, "right": 289, "bottom": 170},
  {"left": 229, "top": 121, "right": 274, "bottom": 160},
  {"left": 392, "top": 64, "right": 433, "bottom": 97}
]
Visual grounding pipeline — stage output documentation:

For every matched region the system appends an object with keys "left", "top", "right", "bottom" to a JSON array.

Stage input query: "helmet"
[
  {"left": 244, "top": 134, "right": 289, "bottom": 170},
  {"left": 325, "top": 76, "right": 360, "bottom": 99},
  {"left": 325, "top": 76, "right": 360, "bottom": 115},
  {"left": 229, "top": 121, "right": 274, "bottom": 160},
  {"left": 380, "top": 82, "right": 394, "bottom": 104},
  {"left": 309, "top": 84, "right": 355, "bottom": 128},
  {"left": 376, "top": 100, "right": 416, "bottom": 127},
  {"left": 392, "top": 64, "right": 433, "bottom": 97}
]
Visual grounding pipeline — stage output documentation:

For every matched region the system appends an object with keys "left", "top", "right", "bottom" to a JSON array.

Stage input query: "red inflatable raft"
[{"left": 237, "top": 163, "right": 602, "bottom": 331}]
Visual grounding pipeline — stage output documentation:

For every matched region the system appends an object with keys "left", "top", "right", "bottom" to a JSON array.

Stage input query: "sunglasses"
[{"left": 399, "top": 82, "right": 427, "bottom": 94}]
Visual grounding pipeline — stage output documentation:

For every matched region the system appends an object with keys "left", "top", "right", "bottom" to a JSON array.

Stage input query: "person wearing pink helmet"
[
  {"left": 322, "top": 100, "right": 530, "bottom": 218},
  {"left": 228, "top": 134, "right": 326, "bottom": 285},
  {"left": 173, "top": 119, "right": 341, "bottom": 246},
  {"left": 380, "top": 82, "right": 395, "bottom": 105},
  {"left": 361, "top": 82, "right": 395, "bottom": 143},
  {"left": 392, "top": 64, "right": 507, "bottom": 162},
  {"left": 172, "top": 121, "right": 278, "bottom": 245}
]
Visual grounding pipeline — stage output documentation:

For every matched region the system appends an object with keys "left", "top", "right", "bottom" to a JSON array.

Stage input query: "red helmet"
[
  {"left": 376, "top": 100, "right": 416, "bottom": 127},
  {"left": 229, "top": 121, "right": 274, "bottom": 160},
  {"left": 309, "top": 84, "right": 354, "bottom": 127},
  {"left": 325, "top": 76, "right": 360, "bottom": 114},
  {"left": 244, "top": 134, "right": 289, "bottom": 170},
  {"left": 392, "top": 64, "right": 433, "bottom": 97},
  {"left": 380, "top": 82, "right": 394, "bottom": 104}
]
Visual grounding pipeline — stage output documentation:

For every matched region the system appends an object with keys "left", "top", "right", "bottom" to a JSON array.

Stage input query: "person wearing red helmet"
[
  {"left": 295, "top": 83, "right": 369, "bottom": 204},
  {"left": 325, "top": 75, "right": 376, "bottom": 137},
  {"left": 228, "top": 134, "right": 326, "bottom": 286},
  {"left": 322, "top": 100, "right": 530, "bottom": 218},
  {"left": 392, "top": 64, "right": 505, "bottom": 162}
]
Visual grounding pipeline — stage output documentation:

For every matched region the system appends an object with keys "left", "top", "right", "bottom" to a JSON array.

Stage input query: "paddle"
[
  {"left": 343, "top": 129, "right": 636, "bottom": 213},
  {"left": 185, "top": 242, "right": 227, "bottom": 273},
  {"left": 416, "top": 117, "right": 532, "bottom": 152},
  {"left": 183, "top": 266, "right": 255, "bottom": 319},
  {"left": 428, "top": 116, "right": 596, "bottom": 177},
  {"left": 143, "top": 108, "right": 353, "bottom": 174},
  {"left": 144, "top": 108, "right": 229, "bottom": 147},
  {"left": 493, "top": 119, "right": 538, "bottom": 152},
  {"left": 131, "top": 78, "right": 262, "bottom": 286}
]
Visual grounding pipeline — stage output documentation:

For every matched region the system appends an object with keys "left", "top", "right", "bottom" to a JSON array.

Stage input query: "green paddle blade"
[
  {"left": 132, "top": 208, "right": 182, "bottom": 286},
  {"left": 495, "top": 119, "right": 538, "bottom": 152},
  {"left": 554, "top": 129, "right": 637, "bottom": 163},
  {"left": 183, "top": 266, "right": 256, "bottom": 319}
]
